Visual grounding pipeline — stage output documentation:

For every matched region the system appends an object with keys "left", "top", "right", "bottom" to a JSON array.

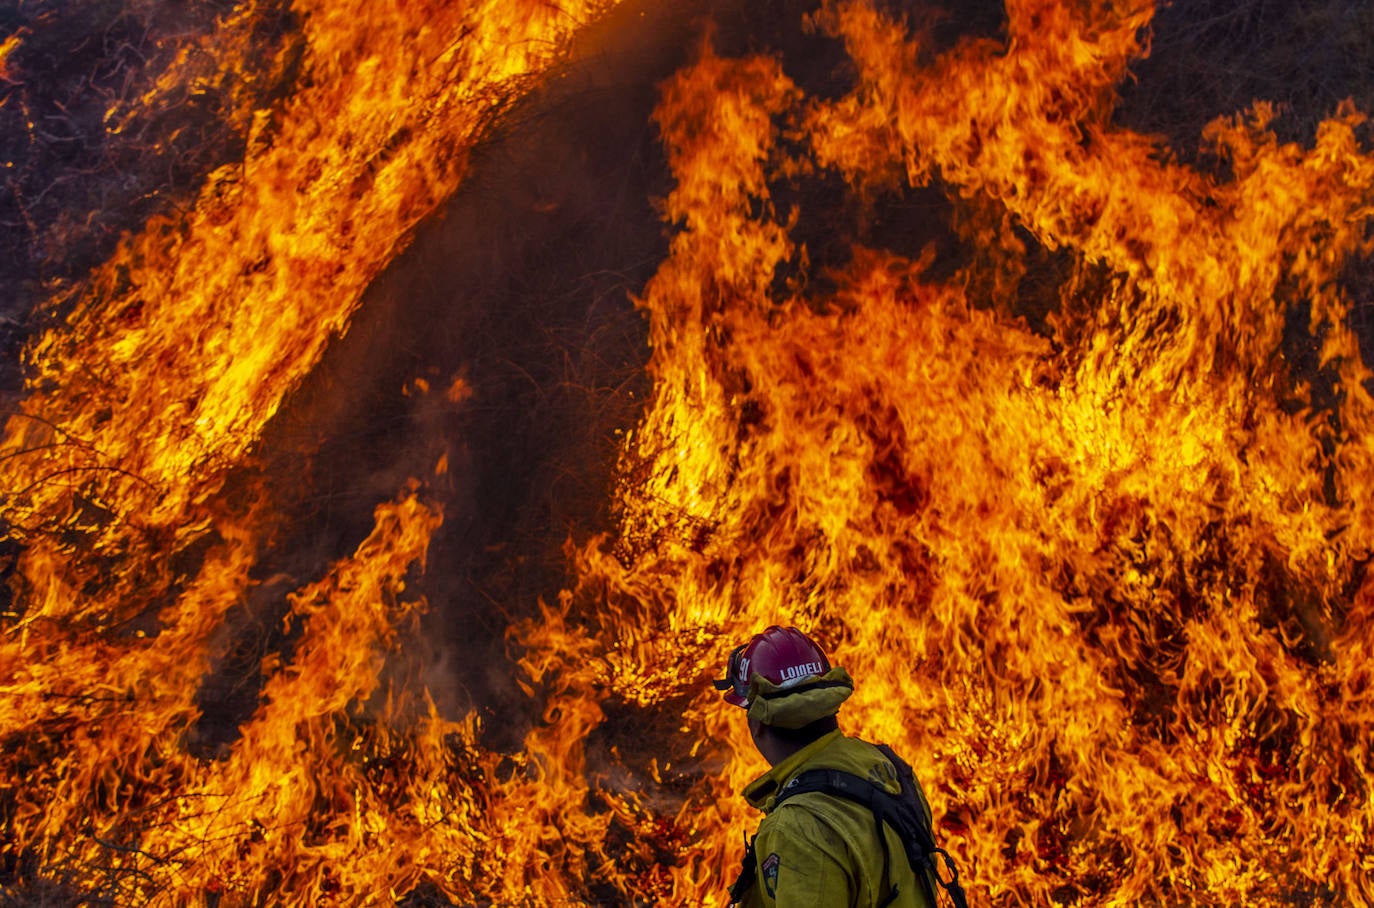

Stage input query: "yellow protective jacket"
[{"left": 734, "top": 730, "right": 937, "bottom": 908}]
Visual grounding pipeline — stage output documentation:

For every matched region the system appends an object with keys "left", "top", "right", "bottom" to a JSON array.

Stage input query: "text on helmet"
[{"left": 781, "top": 661, "right": 824, "bottom": 681}]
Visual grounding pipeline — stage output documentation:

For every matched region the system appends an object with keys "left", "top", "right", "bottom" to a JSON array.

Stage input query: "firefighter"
[{"left": 714, "top": 625, "right": 944, "bottom": 908}]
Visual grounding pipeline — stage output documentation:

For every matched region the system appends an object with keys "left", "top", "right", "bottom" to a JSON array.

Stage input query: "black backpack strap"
[
  {"left": 777, "top": 769, "right": 903, "bottom": 905},
  {"left": 776, "top": 769, "right": 935, "bottom": 906},
  {"left": 775, "top": 752, "right": 968, "bottom": 908},
  {"left": 727, "top": 831, "right": 758, "bottom": 906},
  {"left": 875, "top": 745, "right": 969, "bottom": 908}
]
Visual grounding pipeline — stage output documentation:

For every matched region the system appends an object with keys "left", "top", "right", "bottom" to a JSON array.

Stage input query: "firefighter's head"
[{"left": 713, "top": 625, "right": 854, "bottom": 763}]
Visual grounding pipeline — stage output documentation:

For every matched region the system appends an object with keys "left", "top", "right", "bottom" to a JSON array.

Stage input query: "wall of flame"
[{"left": 2, "top": 0, "right": 1372, "bottom": 905}]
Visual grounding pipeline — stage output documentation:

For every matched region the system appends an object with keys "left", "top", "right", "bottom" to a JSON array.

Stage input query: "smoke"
[{"left": 212, "top": 0, "right": 739, "bottom": 749}]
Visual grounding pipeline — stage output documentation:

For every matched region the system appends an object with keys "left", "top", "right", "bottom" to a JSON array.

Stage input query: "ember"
[{"left": 2, "top": 0, "right": 1372, "bottom": 905}]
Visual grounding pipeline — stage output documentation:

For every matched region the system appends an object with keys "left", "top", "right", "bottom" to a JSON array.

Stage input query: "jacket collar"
[{"left": 742, "top": 728, "right": 845, "bottom": 812}]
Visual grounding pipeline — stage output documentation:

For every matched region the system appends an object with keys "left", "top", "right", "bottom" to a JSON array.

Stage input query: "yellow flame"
[
  {"left": 521, "top": 1, "right": 1374, "bottom": 903},
  {"left": 4, "top": 0, "right": 1374, "bottom": 905}
]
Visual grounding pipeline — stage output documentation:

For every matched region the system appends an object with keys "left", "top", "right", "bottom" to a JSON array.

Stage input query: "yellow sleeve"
[{"left": 751, "top": 804, "right": 858, "bottom": 908}]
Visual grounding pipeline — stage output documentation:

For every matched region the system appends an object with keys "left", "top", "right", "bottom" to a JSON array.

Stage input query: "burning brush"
[{"left": 3, "top": 0, "right": 1374, "bottom": 905}]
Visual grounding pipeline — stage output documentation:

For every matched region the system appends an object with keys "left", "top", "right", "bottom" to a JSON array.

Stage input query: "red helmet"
[{"left": 713, "top": 625, "right": 831, "bottom": 707}]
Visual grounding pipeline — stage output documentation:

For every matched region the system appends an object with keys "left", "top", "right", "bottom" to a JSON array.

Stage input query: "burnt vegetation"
[{"left": 0, "top": 0, "right": 300, "bottom": 385}]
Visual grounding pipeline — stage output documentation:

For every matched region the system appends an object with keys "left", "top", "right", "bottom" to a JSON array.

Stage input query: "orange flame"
[
  {"left": 522, "top": 0, "right": 1374, "bottom": 904},
  {"left": 4, "top": 0, "right": 1374, "bottom": 905}
]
